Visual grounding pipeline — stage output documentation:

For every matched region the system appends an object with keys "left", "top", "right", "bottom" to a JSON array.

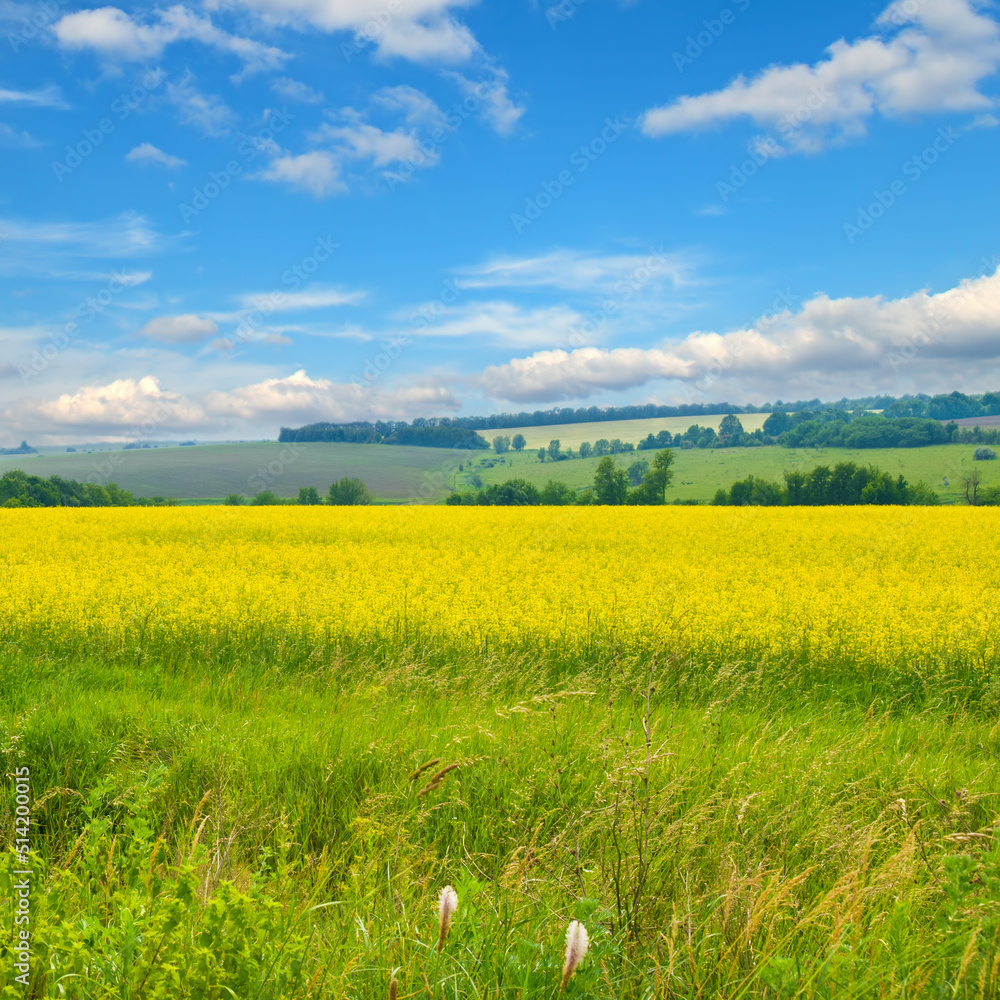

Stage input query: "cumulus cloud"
[
  {"left": 126, "top": 142, "right": 186, "bottom": 168},
  {"left": 640, "top": 0, "right": 1000, "bottom": 152},
  {"left": 52, "top": 5, "right": 289, "bottom": 77},
  {"left": 3, "top": 369, "right": 461, "bottom": 438},
  {"left": 270, "top": 77, "right": 324, "bottom": 103},
  {"left": 237, "top": 0, "right": 479, "bottom": 64},
  {"left": 480, "top": 265, "right": 1000, "bottom": 402},
  {"left": 444, "top": 68, "right": 525, "bottom": 136},
  {"left": 256, "top": 86, "right": 450, "bottom": 195},
  {"left": 139, "top": 314, "right": 218, "bottom": 344},
  {"left": 255, "top": 150, "right": 345, "bottom": 197},
  {"left": 165, "top": 73, "right": 236, "bottom": 137}
]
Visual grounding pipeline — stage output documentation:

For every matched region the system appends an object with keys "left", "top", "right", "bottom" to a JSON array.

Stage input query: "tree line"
[
  {"left": 226, "top": 477, "right": 375, "bottom": 506},
  {"left": 276, "top": 389, "right": 1000, "bottom": 440},
  {"left": 712, "top": 459, "right": 998, "bottom": 506},
  {"left": 0, "top": 470, "right": 177, "bottom": 508},
  {"left": 447, "top": 451, "right": 678, "bottom": 506},
  {"left": 277, "top": 422, "right": 488, "bottom": 450}
]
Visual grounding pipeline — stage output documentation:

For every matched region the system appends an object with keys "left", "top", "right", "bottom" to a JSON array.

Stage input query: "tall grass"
[{"left": 1, "top": 643, "right": 999, "bottom": 998}]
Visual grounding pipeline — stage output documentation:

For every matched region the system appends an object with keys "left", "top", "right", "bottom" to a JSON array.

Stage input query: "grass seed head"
[
  {"left": 561, "top": 920, "right": 589, "bottom": 990},
  {"left": 437, "top": 885, "right": 458, "bottom": 951}
]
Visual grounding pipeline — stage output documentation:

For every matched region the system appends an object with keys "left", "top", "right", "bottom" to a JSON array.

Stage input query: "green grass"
[
  {"left": 0, "top": 441, "right": 476, "bottom": 502},
  {"left": 472, "top": 443, "right": 1000, "bottom": 503},
  {"left": 1, "top": 634, "right": 998, "bottom": 998}
]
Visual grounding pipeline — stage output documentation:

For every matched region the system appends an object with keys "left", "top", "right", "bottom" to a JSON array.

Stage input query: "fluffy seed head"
[
  {"left": 560, "top": 920, "right": 589, "bottom": 990},
  {"left": 437, "top": 885, "right": 458, "bottom": 951}
]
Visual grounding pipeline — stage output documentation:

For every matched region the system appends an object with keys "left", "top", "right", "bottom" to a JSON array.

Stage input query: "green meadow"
[{"left": 1, "top": 634, "right": 998, "bottom": 998}]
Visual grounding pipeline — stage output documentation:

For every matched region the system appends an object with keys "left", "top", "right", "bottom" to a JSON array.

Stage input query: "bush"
[
  {"left": 224, "top": 494, "right": 245, "bottom": 505},
  {"left": 328, "top": 477, "right": 373, "bottom": 505},
  {"left": 974, "top": 446, "right": 997, "bottom": 460}
]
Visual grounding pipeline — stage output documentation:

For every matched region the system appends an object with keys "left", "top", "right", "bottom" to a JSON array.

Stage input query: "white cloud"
[
  {"left": 270, "top": 77, "right": 324, "bottom": 103},
  {"left": 455, "top": 248, "right": 692, "bottom": 293},
  {"left": 257, "top": 87, "right": 449, "bottom": 196},
  {"left": 0, "top": 213, "right": 168, "bottom": 275},
  {"left": 445, "top": 68, "right": 525, "bottom": 136},
  {"left": 480, "top": 264, "right": 1000, "bottom": 402},
  {"left": 237, "top": 286, "right": 365, "bottom": 311},
  {"left": 3, "top": 369, "right": 461, "bottom": 437},
  {"left": 0, "top": 84, "right": 67, "bottom": 108},
  {"left": 255, "top": 150, "right": 345, "bottom": 197},
  {"left": 165, "top": 73, "right": 236, "bottom": 136},
  {"left": 139, "top": 314, "right": 218, "bottom": 344},
  {"left": 408, "top": 301, "right": 590, "bottom": 348},
  {"left": 238, "top": 0, "right": 479, "bottom": 64},
  {"left": 28, "top": 375, "right": 205, "bottom": 433},
  {"left": 52, "top": 5, "right": 289, "bottom": 77},
  {"left": 0, "top": 123, "right": 41, "bottom": 148},
  {"left": 640, "top": 0, "right": 1000, "bottom": 151},
  {"left": 126, "top": 142, "right": 186, "bottom": 168}
]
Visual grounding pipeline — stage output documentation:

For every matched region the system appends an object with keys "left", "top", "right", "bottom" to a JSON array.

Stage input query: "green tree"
[
  {"left": 540, "top": 480, "right": 576, "bottom": 505},
  {"left": 224, "top": 493, "right": 245, "bottom": 506},
  {"left": 641, "top": 449, "right": 675, "bottom": 503},
  {"left": 627, "top": 458, "right": 649, "bottom": 486},
  {"left": 719, "top": 414, "right": 744, "bottom": 438},
  {"left": 298, "top": 486, "right": 321, "bottom": 505},
  {"left": 579, "top": 441, "right": 592, "bottom": 459},
  {"left": 328, "top": 478, "right": 373, "bottom": 505},
  {"left": 762, "top": 411, "right": 792, "bottom": 437},
  {"left": 593, "top": 457, "right": 629, "bottom": 505},
  {"left": 548, "top": 439, "right": 562, "bottom": 461},
  {"left": 492, "top": 435, "right": 511, "bottom": 454},
  {"left": 537, "top": 447, "right": 547, "bottom": 463},
  {"left": 251, "top": 490, "right": 280, "bottom": 505},
  {"left": 512, "top": 433, "right": 526, "bottom": 452}
]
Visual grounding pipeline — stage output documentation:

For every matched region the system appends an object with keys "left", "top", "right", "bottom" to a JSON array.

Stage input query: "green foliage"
[
  {"left": 328, "top": 477, "right": 373, "bottom": 505},
  {"left": 716, "top": 461, "right": 943, "bottom": 506},
  {"left": 592, "top": 457, "right": 629, "bottom": 505},
  {"left": 0, "top": 469, "right": 175, "bottom": 508},
  {"left": 537, "top": 447, "right": 547, "bottom": 463},
  {"left": 297, "top": 486, "right": 321, "bottom": 505},
  {"left": 251, "top": 490, "right": 282, "bottom": 505},
  {"left": 492, "top": 435, "right": 511, "bottom": 454},
  {"left": 626, "top": 459, "right": 649, "bottom": 486},
  {"left": 224, "top": 493, "right": 245, "bottom": 506},
  {"left": 578, "top": 441, "right": 593, "bottom": 459},
  {"left": 974, "top": 446, "right": 997, "bottom": 460},
  {"left": 548, "top": 439, "right": 562, "bottom": 461},
  {"left": 640, "top": 449, "right": 675, "bottom": 503},
  {"left": 539, "top": 480, "right": 577, "bottom": 505},
  {"left": 512, "top": 433, "right": 526, "bottom": 452}
]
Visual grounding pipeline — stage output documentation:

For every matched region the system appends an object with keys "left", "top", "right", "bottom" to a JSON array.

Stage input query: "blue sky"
[{"left": 1, "top": 0, "right": 999, "bottom": 443}]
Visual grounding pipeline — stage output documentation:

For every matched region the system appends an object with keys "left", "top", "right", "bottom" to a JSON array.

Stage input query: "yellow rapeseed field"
[{"left": 1, "top": 506, "right": 997, "bottom": 673}]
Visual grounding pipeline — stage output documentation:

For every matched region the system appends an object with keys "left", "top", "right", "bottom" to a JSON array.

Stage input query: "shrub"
[
  {"left": 974, "top": 446, "right": 997, "bottom": 460},
  {"left": 328, "top": 477, "right": 373, "bottom": 505},
  {"left": 224, "top": 494, "right": 245, "bottom": 505}
]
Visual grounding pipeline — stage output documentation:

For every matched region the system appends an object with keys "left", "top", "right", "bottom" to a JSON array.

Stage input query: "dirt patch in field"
[{"left": 944, "top": 415, "right": 1000, "bottom": 427}]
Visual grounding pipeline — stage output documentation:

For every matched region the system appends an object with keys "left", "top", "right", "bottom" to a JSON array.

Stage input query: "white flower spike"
[
  {"left": 437, "top": 885, "right": 458, "bottom": 951},
  {"left": 561, "top": 920, "right": 589, "bottom": 990}
]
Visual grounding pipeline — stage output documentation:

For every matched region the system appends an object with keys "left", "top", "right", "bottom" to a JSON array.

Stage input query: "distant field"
[
  {"left": 0, "top": 441, "right": 474, "bottom": 501},
  {"left": 472, "top": 442, "right": 998, "bottom": 503},
  {"left": 950, "top": 415, "right": 1000, "bottom": 427},
  {"left": 480, "top": 413, "right": 772, "bottom": 450}
]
